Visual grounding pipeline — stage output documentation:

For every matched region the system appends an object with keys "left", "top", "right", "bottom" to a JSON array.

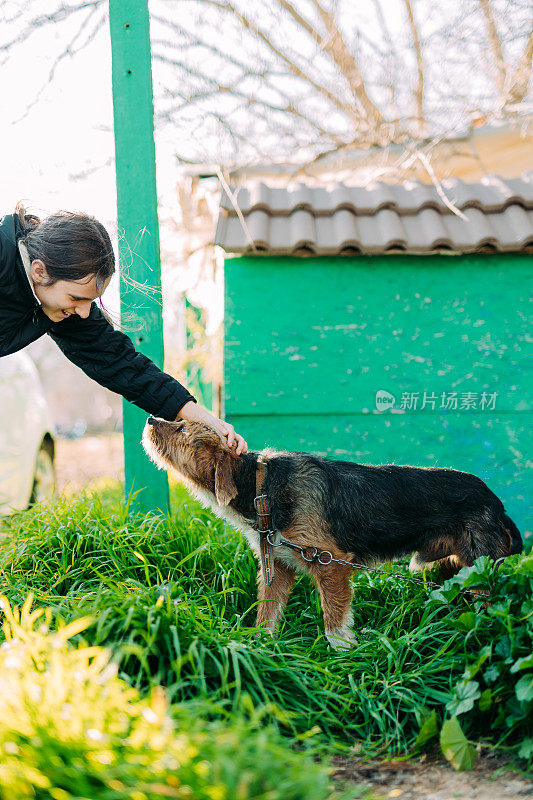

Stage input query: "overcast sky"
[
  {"left": 0, "top": 5, "right": 206, "bottom": 321},
  {"left": 2, "top": 14, "right": 116, "bottom": 225}
]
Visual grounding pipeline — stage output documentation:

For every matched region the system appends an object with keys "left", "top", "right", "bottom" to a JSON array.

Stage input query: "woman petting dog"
[
  {"left": 143, "top": 418, "right": 523, "bottom": 650},
  {"left": 0, "top": 205, "right": 247, "bottom": 455},
  {"left": 2, "top": 204, "right": 522, "bottom": 650}
]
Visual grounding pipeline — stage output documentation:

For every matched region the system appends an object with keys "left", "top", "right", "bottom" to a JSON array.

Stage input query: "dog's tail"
[{"left": 501, "top": 513, "right": 523, "bottom": 555}]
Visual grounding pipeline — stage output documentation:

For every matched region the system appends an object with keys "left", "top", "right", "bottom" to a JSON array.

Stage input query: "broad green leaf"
[
  {"left": 446, "top": 680, "right": 481, "bottom": 717},
  {"left": 515, "top": 674, "right": 533, "bottom": 703},
  {"left": 494, "top": 636, "right": 512, "bottom": 659},
  {"left": 440, "top": 717, "right": 477, "bottom": 771},
  {"left": 518, "top": 738, "right": 533, "bottom": 759},
  {"left": 517, "top": 556, "right": 533, "bottom": 576},
  {"left": 506, "top": 696, "right": 526, "bottom": 724},
  {"left": 430, "top": 585, "right": 460, "bottom": 603},
  {"left": 452, "top": 612, "right": 477, "bottom": 632},
  {"left": 464, "top": 647, "right": 490, "bottom": 679},
  {"left": 478, "top": 689, "right": 492, "bottom": 712},
  {"left": 414, "top": 710, "right": 438, "bottom": 750},
  {"left": 520, "top": 599, "right": 533, "bottom": 617},
  {"left": 510, "top": 653, "right": 533, "bottom": 674},
  {"left": 457, "top": 558, "right": 493, "bottom": 588},
  {"left": 483, "top": 664, "right": 501, "bottom": 684}
]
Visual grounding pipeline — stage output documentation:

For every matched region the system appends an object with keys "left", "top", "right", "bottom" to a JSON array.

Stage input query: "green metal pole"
[{"left": 109, "top": 0, "right": 170, "bottom": 514}]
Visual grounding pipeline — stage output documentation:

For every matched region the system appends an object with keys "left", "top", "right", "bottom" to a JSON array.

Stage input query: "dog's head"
[{"left": 142, "top": 417, "right": 239, "bottom": 506}]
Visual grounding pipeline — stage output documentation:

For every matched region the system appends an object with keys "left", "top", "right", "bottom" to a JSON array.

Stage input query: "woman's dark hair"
[{"left": 15, "top": 202, "right": 115, "bottom": 292}]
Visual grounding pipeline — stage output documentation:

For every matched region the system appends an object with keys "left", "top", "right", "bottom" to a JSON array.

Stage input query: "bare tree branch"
[
  {"left": 184, "top": 0, "right": 363, "bottom": 127},
  {"left": 0, "top": 1, "right": 105, "bottom": 63},
  {"left": 307, "top": 0, "right": 385, "bottom": 129},
  {"left": 415, "top": 149, "right": 468, "bottom": 218},
  {"left": 216, "top": 167, "right": 258, "bottom": 251},
  {"left": 4, "top": 0, "right": 533, "bottom": 175},
  {"left": 273, "top": 0, "right": 324, "bottom": 49},
  {"left": 507, "top": 28, "right": 533, "bottom": 105},
  {"left": 404, "top": 0, "right": 425, "bottom": 132},
  {"left": 12, "top": 9, "right": 106, "bottom": 123},
  {"left": 370, "top": 0, "right": 403, "bottom": 116},
  {"left": 152, "top": 52, "right": 345, "bottom": 143},
  {"left": 479, "top": 0, "right": 508, "bottom": 96}
]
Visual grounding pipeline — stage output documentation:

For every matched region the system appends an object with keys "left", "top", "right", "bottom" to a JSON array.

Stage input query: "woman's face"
[{"left": 30, "top": 260, "right": 111, "bottom": 323}]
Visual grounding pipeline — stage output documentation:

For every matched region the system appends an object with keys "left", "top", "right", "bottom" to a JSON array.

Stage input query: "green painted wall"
[{"left": 224, "top": 255, "right": 532, "bottom": 532}]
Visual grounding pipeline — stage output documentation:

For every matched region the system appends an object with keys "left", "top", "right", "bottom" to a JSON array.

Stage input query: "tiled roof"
[{"left": 214, "top": 174, "right": 533, "bottom": 255}]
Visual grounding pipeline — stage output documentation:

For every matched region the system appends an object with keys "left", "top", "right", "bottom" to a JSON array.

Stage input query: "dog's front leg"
[
  {"left": 255, "top": 559, "right": 297, "bottom": 639},
  {"left": 312, "top": 565, "right": 356, "bottom": 650}
]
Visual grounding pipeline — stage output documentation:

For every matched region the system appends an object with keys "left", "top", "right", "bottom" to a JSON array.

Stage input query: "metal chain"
[{"left": 264, "top": 530, "right": 492, "bottom": 599}]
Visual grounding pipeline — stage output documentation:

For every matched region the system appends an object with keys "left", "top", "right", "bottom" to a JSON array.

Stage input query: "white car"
[{"left": 0, "top": 352, "right": 56, "bottom": 515}]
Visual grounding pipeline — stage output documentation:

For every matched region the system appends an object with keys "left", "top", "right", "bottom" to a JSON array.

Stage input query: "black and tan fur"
[{"left": 142, "top": 418, "right": 522, "bottom": 649}]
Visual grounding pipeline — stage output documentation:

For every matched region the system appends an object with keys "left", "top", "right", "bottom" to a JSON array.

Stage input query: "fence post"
[{"left": 109, "top": 0, "right": 170, "bottom": 513}]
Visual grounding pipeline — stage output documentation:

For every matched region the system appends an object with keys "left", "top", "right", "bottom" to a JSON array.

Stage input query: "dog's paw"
[
  {"left": 326, "top": 626, "right": 356, "bottom": 651},
  {"left": 253, "top": 623, "right": 277, "bottom": 642}
]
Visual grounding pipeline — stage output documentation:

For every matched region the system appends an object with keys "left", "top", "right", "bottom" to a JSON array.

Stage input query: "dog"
[{"left": 142, "top": 417, "right": 522, "bottom": 649}]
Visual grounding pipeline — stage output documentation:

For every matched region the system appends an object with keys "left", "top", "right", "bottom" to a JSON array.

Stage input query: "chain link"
[{"left": 265, "top": 531, "right": 492, "bottom": 599}]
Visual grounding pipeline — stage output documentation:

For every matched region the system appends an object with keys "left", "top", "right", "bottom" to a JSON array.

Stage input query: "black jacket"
[{"left": 0, "top": 213, "right": 196, "bottom": 421}]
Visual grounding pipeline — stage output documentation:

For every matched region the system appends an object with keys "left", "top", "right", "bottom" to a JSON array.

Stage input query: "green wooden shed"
[{"left": 214, "top": 176, "right": 533, "bottom": 532}]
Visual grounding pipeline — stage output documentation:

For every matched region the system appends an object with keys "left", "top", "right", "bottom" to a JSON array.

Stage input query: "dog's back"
[{"left": 270, "top": 453, "right": 522, "bottom": 563}]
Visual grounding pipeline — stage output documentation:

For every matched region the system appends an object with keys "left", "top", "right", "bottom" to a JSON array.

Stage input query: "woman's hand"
[{"left": 176, "top": 401, "right": 248, "bottom": 455}]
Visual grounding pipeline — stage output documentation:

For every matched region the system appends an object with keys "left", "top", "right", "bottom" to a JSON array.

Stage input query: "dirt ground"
[
  {"left": 330, "top": 752, "right": 533, "bottom": 799},
  {"left": 54, "top": 433, "right": 124, "bottom": 493},
  {"left": 53, "top": 437, "right": 532, "bottom": 799}
]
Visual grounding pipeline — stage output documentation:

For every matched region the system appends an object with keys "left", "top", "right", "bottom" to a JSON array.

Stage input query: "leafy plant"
[
  {"left": 428, "top": 556, "right": 533, "bottom": 757},
  {"left": 0, "top": 485, "right": 531, "bottom": 763},
  {"left": 0, "top": 594, "right": 339, "bottom": 800}
]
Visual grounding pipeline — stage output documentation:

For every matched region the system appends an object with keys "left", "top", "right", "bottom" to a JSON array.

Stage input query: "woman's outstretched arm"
[
  {"left": 48, "top": 303, "right": 247, "bottom": 454},
  {"left": 48, "top": 303, "right": 195, "bottom": 419}
]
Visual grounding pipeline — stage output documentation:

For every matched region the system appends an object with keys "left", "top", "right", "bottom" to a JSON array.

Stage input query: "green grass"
[
  {"left": 0, "top": 482, "right": 532, "bottom": 767},
  {"left": 0, "top": 594, "right": 344, "bottom": 800}
]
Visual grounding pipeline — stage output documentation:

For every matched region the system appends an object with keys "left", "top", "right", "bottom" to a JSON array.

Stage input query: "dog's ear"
[{"left": 214, "top": 454, "right": 238, "bottom": 506}]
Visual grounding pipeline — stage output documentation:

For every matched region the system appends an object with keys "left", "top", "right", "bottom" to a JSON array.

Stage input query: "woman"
[{"left": 0, "top": 204, "right": 247, "bottom": 455}]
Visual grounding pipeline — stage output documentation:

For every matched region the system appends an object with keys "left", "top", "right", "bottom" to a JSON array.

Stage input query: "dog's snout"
[{"left": 147, "top": 416, "right": 157, "bottom": 426}]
